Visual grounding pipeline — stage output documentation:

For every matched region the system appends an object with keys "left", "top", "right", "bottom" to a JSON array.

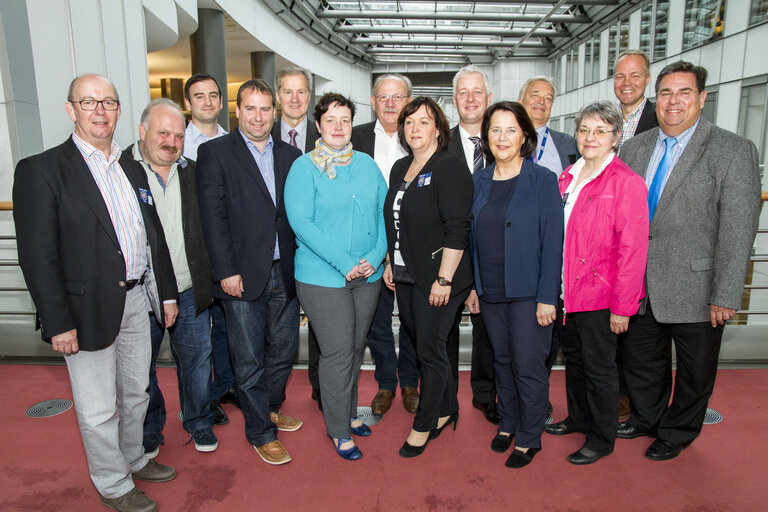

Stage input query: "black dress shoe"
[
  {"left": 491, "top": 433, "right": 513, "bottom": 453},
  {"left": 544, "top": 419, "right": 579, "bottom": 436},
  {"left": 645, "top": 439, "right": 684, "bottom": 461},
  {"left": 505, "top": 447, "right": 540, "bottom": 468},
  {"left": 547, "top": 402, "right": 553, "bottom": 415},
  {"left": 472, "top": 399, "right": 501, "bottom": 425},
  {"left": 429, "top": 412, "right": 459, "bottom": 440},
  {"left": 567, "top": 447, "right": 606, "bottom": 465},
  {"left": 399, "top": 437, "right": 430, "bottom": 458},
  {"left": 210, "top": 400, "right": 229, "bottom": 425},
  {"left": 219, "top": 386, "right": 241, "bottom": 409},
  {"left": 617, "top": 421, "right": 653, "bottom": 439}
]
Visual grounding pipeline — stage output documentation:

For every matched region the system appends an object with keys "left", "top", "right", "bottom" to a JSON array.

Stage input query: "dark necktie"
[
  {"left": 288, "top": 129, "right": 298, "bottom": 148},
  {"left": 648, "top": 136, "right": 678, "bottom": 221},
  {"left": 469, "top": 136, "right": 484, "bottom": 174}
]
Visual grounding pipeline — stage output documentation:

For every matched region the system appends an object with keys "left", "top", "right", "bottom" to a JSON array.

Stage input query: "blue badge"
[
  {"left": 417, "top": 172, "right": 432, "bottom": 187},
  {"left": 139, "top": 188, "right": 153, "bottom": 206}
]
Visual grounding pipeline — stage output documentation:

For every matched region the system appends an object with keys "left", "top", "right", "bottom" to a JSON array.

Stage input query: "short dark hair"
[
  {"left": 313, "top": 92, "right": 356, "bottom": 124},
  {"left": 184, "top": 73, "right": 221, "bottom": 100},
  {"left": 236, "top": 78, "right": 275, "bottom": 108},
  {"left": 396, "top": 96, "right": 451, "bottom": 153},
  {"left": 655, "top": 61, "right": 708, "bottom": 93},
  {"left": 481, "top": 101, "right": 537, "bottom": 160}
]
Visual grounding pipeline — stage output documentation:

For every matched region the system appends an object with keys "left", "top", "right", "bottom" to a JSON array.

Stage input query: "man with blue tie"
[{"left": 618, "top": 61, "right": 761, "bottom": 460}]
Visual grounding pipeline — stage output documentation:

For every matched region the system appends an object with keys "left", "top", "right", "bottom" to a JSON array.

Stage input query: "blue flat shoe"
[
  {"left": 332, "top": 437, "right": 362, "bottom": 460},
  {"left": 350, "top": 417, "right": 372, "bottom": 437}
]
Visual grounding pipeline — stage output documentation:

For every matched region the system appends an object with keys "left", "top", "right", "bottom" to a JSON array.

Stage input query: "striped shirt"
[
  {"left": 72, "top": 133, "right": 148, "bottom": 280},
  {"left": 644, "top": 119, "right": 700, "bottom": 193},
  {"left": 618, "top": 98, "right": 648, "bottom": 150}
]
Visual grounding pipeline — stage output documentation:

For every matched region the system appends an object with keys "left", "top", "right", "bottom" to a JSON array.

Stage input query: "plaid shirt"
[{"left": 617, "top": 98, "right": 648, "bottom": 150}]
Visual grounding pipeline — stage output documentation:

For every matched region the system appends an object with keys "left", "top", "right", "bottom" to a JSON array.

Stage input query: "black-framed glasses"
[{"left": 71, "top": 99, "right": 120, "bottom": 111}]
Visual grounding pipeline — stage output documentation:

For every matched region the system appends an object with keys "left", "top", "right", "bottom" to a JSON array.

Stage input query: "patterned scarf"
[{"left": 310, "top": 138, "right": 353, "bottom": 179}]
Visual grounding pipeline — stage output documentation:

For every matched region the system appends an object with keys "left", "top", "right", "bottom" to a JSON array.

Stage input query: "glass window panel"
[
  {"left": 751, "top": 0, "right": 768, "bottom": 25},
  {"left": 702, "top": 90, "right": 718, "bottom": 124},
  {"left": 640, "top": 3, "right": 653, "bottom": 56},
  {"left": 566, "top": 49, "right": 578, "bottom": 92},
  {"left": 584, "top": 40, "right": 593, "bottom": 85},
  {"left": 607, "top": 23, "right": 619, "bottom": 78},
  {"left": 619, "top": 17, "right": 629, "bottom": 54},
  {"left": 683, "top": 0, "right": 725, "bottom": 50},
  {"left": 738, "top": 83, "right": 767, "bottom": 160},
  {"left": 592, "top": 35, "right": 601, "bottom": 83},
  {"left": 654, "top": 0, "right": 669, "bottom": 61}
]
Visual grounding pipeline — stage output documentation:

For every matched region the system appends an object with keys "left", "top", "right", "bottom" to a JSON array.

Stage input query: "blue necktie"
[{"left": 648, "top": 136, "right": 678, "bottom": 221}]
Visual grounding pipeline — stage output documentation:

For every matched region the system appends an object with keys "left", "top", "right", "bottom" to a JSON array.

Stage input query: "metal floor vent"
[
  {"left": 356, "top": 406, "right": 383, "bottom": 426},
  {"left": 703, "top": 408, "right": 723, "bottom": 425},
  {"left": 26, "top": 399, "right": 73, "bottom": 418}
]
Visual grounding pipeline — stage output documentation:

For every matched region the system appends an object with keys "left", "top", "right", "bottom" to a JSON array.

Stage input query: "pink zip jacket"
[{"left": 558, "top": 155, "right": 649, "bottom": 316}]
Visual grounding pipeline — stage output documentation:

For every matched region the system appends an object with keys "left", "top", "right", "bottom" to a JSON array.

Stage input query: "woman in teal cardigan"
[{"left": 284, "top": 92, "right": 388, "bottom": 461}]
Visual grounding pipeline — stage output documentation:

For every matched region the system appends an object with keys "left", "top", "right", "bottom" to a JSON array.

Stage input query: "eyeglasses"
[
  {"left": 576, "top": 127, "right": 614, "bottom": 138},
  {"left": 375, "top": 94, "right": 408, "bottom": 103},
  {"left": 71, "top": 99, "right": 120, "bottom": 111}
]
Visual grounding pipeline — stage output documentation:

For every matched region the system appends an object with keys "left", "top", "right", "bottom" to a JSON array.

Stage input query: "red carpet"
[{"left": 1, "top": 364, "right": 766, "bottom": 511}]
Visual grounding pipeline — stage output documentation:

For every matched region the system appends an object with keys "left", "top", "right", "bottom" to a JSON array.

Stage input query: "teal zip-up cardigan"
[{"left": 284, "top": 151, "right": 388, "bottom": 287}]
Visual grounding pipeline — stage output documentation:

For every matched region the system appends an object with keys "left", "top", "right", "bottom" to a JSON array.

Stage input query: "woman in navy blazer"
[{"left": 465, "top": 101, "right": 563, "bottom": 468}]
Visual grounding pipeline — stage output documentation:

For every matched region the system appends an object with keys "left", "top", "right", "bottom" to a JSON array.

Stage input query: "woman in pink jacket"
[{"left": 545, "top": 101, "right": 649, "bottom": 465}]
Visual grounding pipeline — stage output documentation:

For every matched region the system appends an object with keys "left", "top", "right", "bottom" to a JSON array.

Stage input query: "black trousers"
[
  {"left": 447, "top": 308, "right": 496, "bottom": 403},
  {"left": 397, "top": 283, "right": 469, "bottom": 432},
  {"left": 561, "top": 308, "right": 619, "bottom": 454},
  {"left": 622, "top": 302, "right": 723, "bottom": 446}
]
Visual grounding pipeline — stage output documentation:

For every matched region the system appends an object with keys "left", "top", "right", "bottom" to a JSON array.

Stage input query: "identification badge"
[
  {"left": 139, "top": 188, "right": 153, "bottom": 206},
  {"left": 417, "top": 172, "right": 432, "bottom": 187}
]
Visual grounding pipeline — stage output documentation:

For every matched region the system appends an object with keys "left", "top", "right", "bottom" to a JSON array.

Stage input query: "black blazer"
[
  {"left": 196, "top": 129, "right": 302, "bottom": 300},
  {"left": 445, "top": 125, "right": 495, "bottom": 171},
  {"left": 125, "top": 145, "right": 212, "bottom": 315},
  {"left": 12, "top": 136, "right": 178, "bottom": 351},
  {"left": 635, "top": 100, "right": 659, "bottom": 136},
  {"left": 270, "top": 117, "right": 320, "bottom": 154},
  {"left": 350, "top": 121, "right": 377, "bottom": 157},
  {"left": 384, "top": 150, "right": 474, "bottom": 297},
  {"left": 548, "top": 128, "right": 580, "bottom": 169}
]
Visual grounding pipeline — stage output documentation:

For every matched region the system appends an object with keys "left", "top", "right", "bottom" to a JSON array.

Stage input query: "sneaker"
[
  {"left": 132, "top": 459, "right": 177, "bottom": 483},
  {"left": 270, "top": 411, "right": 303, "bottom": 432},
  {"left": 192, "top": 428, "right": 218, "bottom": 453},
  {"left": 100, "top": 488, "right": 157, "bottom": 512},
  {"left": 254, "top": 440, "right": 292, "bottom": 465}
]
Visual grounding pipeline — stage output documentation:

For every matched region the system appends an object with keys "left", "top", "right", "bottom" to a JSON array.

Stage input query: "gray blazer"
[{"left": 619, "top": 117, "right": 761, "bottom": 323}]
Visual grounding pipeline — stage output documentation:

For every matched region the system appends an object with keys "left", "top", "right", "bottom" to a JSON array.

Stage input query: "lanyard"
[{"left": 535, "top": 127, "right": 549, "bottom": 163}]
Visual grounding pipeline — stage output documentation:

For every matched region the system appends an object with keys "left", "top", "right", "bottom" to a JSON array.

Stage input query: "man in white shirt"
[
  {"left": 445, "top": 65, "right": 500, "bottom": 425},
  {"left": 271, "top": 66, "right": 320, "bottom": 154},
  {"left": 350, "top": 74, "right": 418, "bottom": 416}
]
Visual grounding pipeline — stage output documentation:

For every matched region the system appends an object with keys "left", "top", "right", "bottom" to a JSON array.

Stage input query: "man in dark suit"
[
  {"left": 614, "top": 50, "right": 659, "bottom": 151},
  {"left": 13, "top": 74, "right": 178, "bottom": 512},
  {"left": 197, "top": 78, "right": 303, "bottom": 466},
  {"left": 350, "top": 73, "right": 419, "bottom": 416},
  {"left": 618, "top": 61, "right": 761, "bottom": 461},
  {"left": 445, "top": 65, "right": 500, "bottom": 425},
  {"left": 271, "top": 66, "right": 323, "bottom": 410},
  {"left": 127, "top": 98, "right": 219, "bottom": 458}
]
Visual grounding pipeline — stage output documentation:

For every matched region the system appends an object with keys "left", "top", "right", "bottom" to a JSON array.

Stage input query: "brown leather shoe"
[
  {"left": 401, "top": 387, "right": 419, "bottom": 413},
  {"left": 371, "top": 389, "right": 395, "bottom": 415},
  {"left": 618, "top": 395, "right": 631, "bottom": 418},
  {"left": 132, "top": 459, "right": 176, "bottom": 483},
  {"left": 254, "top": 440, "right": 292, "bottom": 465},
  {"left": 270, "top": 411, "right": 303, "bottom": 432},
  {"left": 100, "top": 488, "right": 157, "bottom": 512}
]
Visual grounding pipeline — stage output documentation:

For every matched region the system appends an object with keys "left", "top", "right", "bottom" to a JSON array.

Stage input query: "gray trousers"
[
  {"left": 64, "top": 286, "right": 151, "bottom": 498},
  {"left": 297, "top": 278, "right": 381, "bottom": 438}
]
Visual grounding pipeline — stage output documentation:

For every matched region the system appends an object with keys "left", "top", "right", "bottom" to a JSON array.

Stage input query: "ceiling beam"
[
  {"left": 318, "top": 10, "right": 591, "bottom": 24},
  {"left": 391, "top": 0, "right": 616, "bottom": 4},
  {"left": 336, "top": 25, "right": 569, "bottom": 37},
  {"left": 351, "top": 37, "right": 551, "bottom": 48},
  {"left": 367, "top": 47, "right": 492, "bottom": 55},
  {"left": 508, "top": 0, "right": 568, "bottom": 55}
]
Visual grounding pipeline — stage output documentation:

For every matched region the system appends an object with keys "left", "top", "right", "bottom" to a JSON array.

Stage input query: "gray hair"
[
  {"left": 518, "top": 76, "right": 557, "bottom": 100},
  {"left": 614, "top": 49, "right": 650, "bottom": 76},
  {"left": 452, "top": 65, "right": 490, "bottom": 96},
  {"left": 372, "top": 73, "right": 412, "bottom": 97},
  {"left": 574, "top": 100, "right": 624, "bottom": 143},
  {"left": 67, "top": 74, "right": 120, "bottom": 102},
  {"left": 140, "top": 98, "right": 184, "bottom": 130},
  {"left": 275, "top": 66, "right": 313, "bottom": 93}
]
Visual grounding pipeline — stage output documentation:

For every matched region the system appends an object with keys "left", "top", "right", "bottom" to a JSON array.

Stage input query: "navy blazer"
[
  {"left": 270, "top": 116, "right": 321, "bottom": 154},
  {"left": 634, "top": 100, "right": 659, "bottom": 136},
  {"left": 196, "top": 130, "right": 302, "bottom": 300},
  {"left": 470, "top": 160, "right": 563, "bottom": 305},
  {"left": 446, "top": 125, "right": 495, "bottom": 171},
  {"left": 350, "top": 121, "right": 377, "bottom": 157}
]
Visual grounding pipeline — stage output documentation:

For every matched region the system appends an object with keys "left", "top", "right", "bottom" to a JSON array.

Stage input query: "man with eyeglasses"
[
  {"left": 618, "top": 61, "right": 760, "bottom": 461},
  {"left": 350, "top": 73, "right": 419, "bottom": 416},
  {"left": 13, "top": 74, "right": 179, "bottom": 512}
]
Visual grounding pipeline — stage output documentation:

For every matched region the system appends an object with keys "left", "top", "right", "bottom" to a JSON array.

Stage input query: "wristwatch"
[{"left": 437, "top": 276, "right": 453, "bottom": 286}]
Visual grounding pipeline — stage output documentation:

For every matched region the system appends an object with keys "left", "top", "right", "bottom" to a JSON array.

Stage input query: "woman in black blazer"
[
  {"left": 383, "top": 97, "right": 474, "bottom": 457},
  {"left": 465, "top": 101, "right": 563, "bottom": 468}
]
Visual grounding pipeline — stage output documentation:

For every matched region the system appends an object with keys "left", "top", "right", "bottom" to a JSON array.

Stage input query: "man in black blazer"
[
  {"left": 445, "top": 65, "right": 500, "bottom": 425},
  {"left": 271, "top": 66, "right": 320, "bottom": 154},
  {"left": 197, "top": 79, "right": 303, "bottom": 466},
  {"left": 350, "top": 73, "right": 419, "bottom": 416},
  {"left": 127, "top": 98, "right": 220, "bottom": 458},
  {"left": 13, "top": 74, "right": 178, "bottom": 511},
  {"left": 614, "top": 50, "right": 659, "bottom": 151}
]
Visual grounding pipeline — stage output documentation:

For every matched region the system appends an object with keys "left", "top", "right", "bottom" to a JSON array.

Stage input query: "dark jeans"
[
  {"left": 561, "top": 308, "right": 618, "bottom": 455},
  {"left": 209, "top": 300, "right": 236, "bottom": 399},
  {"left": 622, "top": 302, "right": 724, "bottom": 446},
  {"left": 481, "top": 299, "right": 550, "bottom": 449},
  {"left": 144, "top": 288, "right": 214, "bottom": 450},
  {"left": 367, "top": 285, "right": 419, "bottom": 390},
  {"left": 222, "top": 263, "right": 300, "bottom": 447},
  {"left": 397, "top": 283, "right": 469, "bottom": 432}
]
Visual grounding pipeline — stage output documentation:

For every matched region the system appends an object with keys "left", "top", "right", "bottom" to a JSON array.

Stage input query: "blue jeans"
[
  {"left": 144, "top": 288, "right": 214, "bottom": 450},
  {"left": 222, "top": 262, "right": 300, "bottom": 446},
  {"left": 209, "top": 300, "right": 236, "bottom": 399},
  {"left": 367, "top": 285, "right": 419, "bottom": 390}
]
